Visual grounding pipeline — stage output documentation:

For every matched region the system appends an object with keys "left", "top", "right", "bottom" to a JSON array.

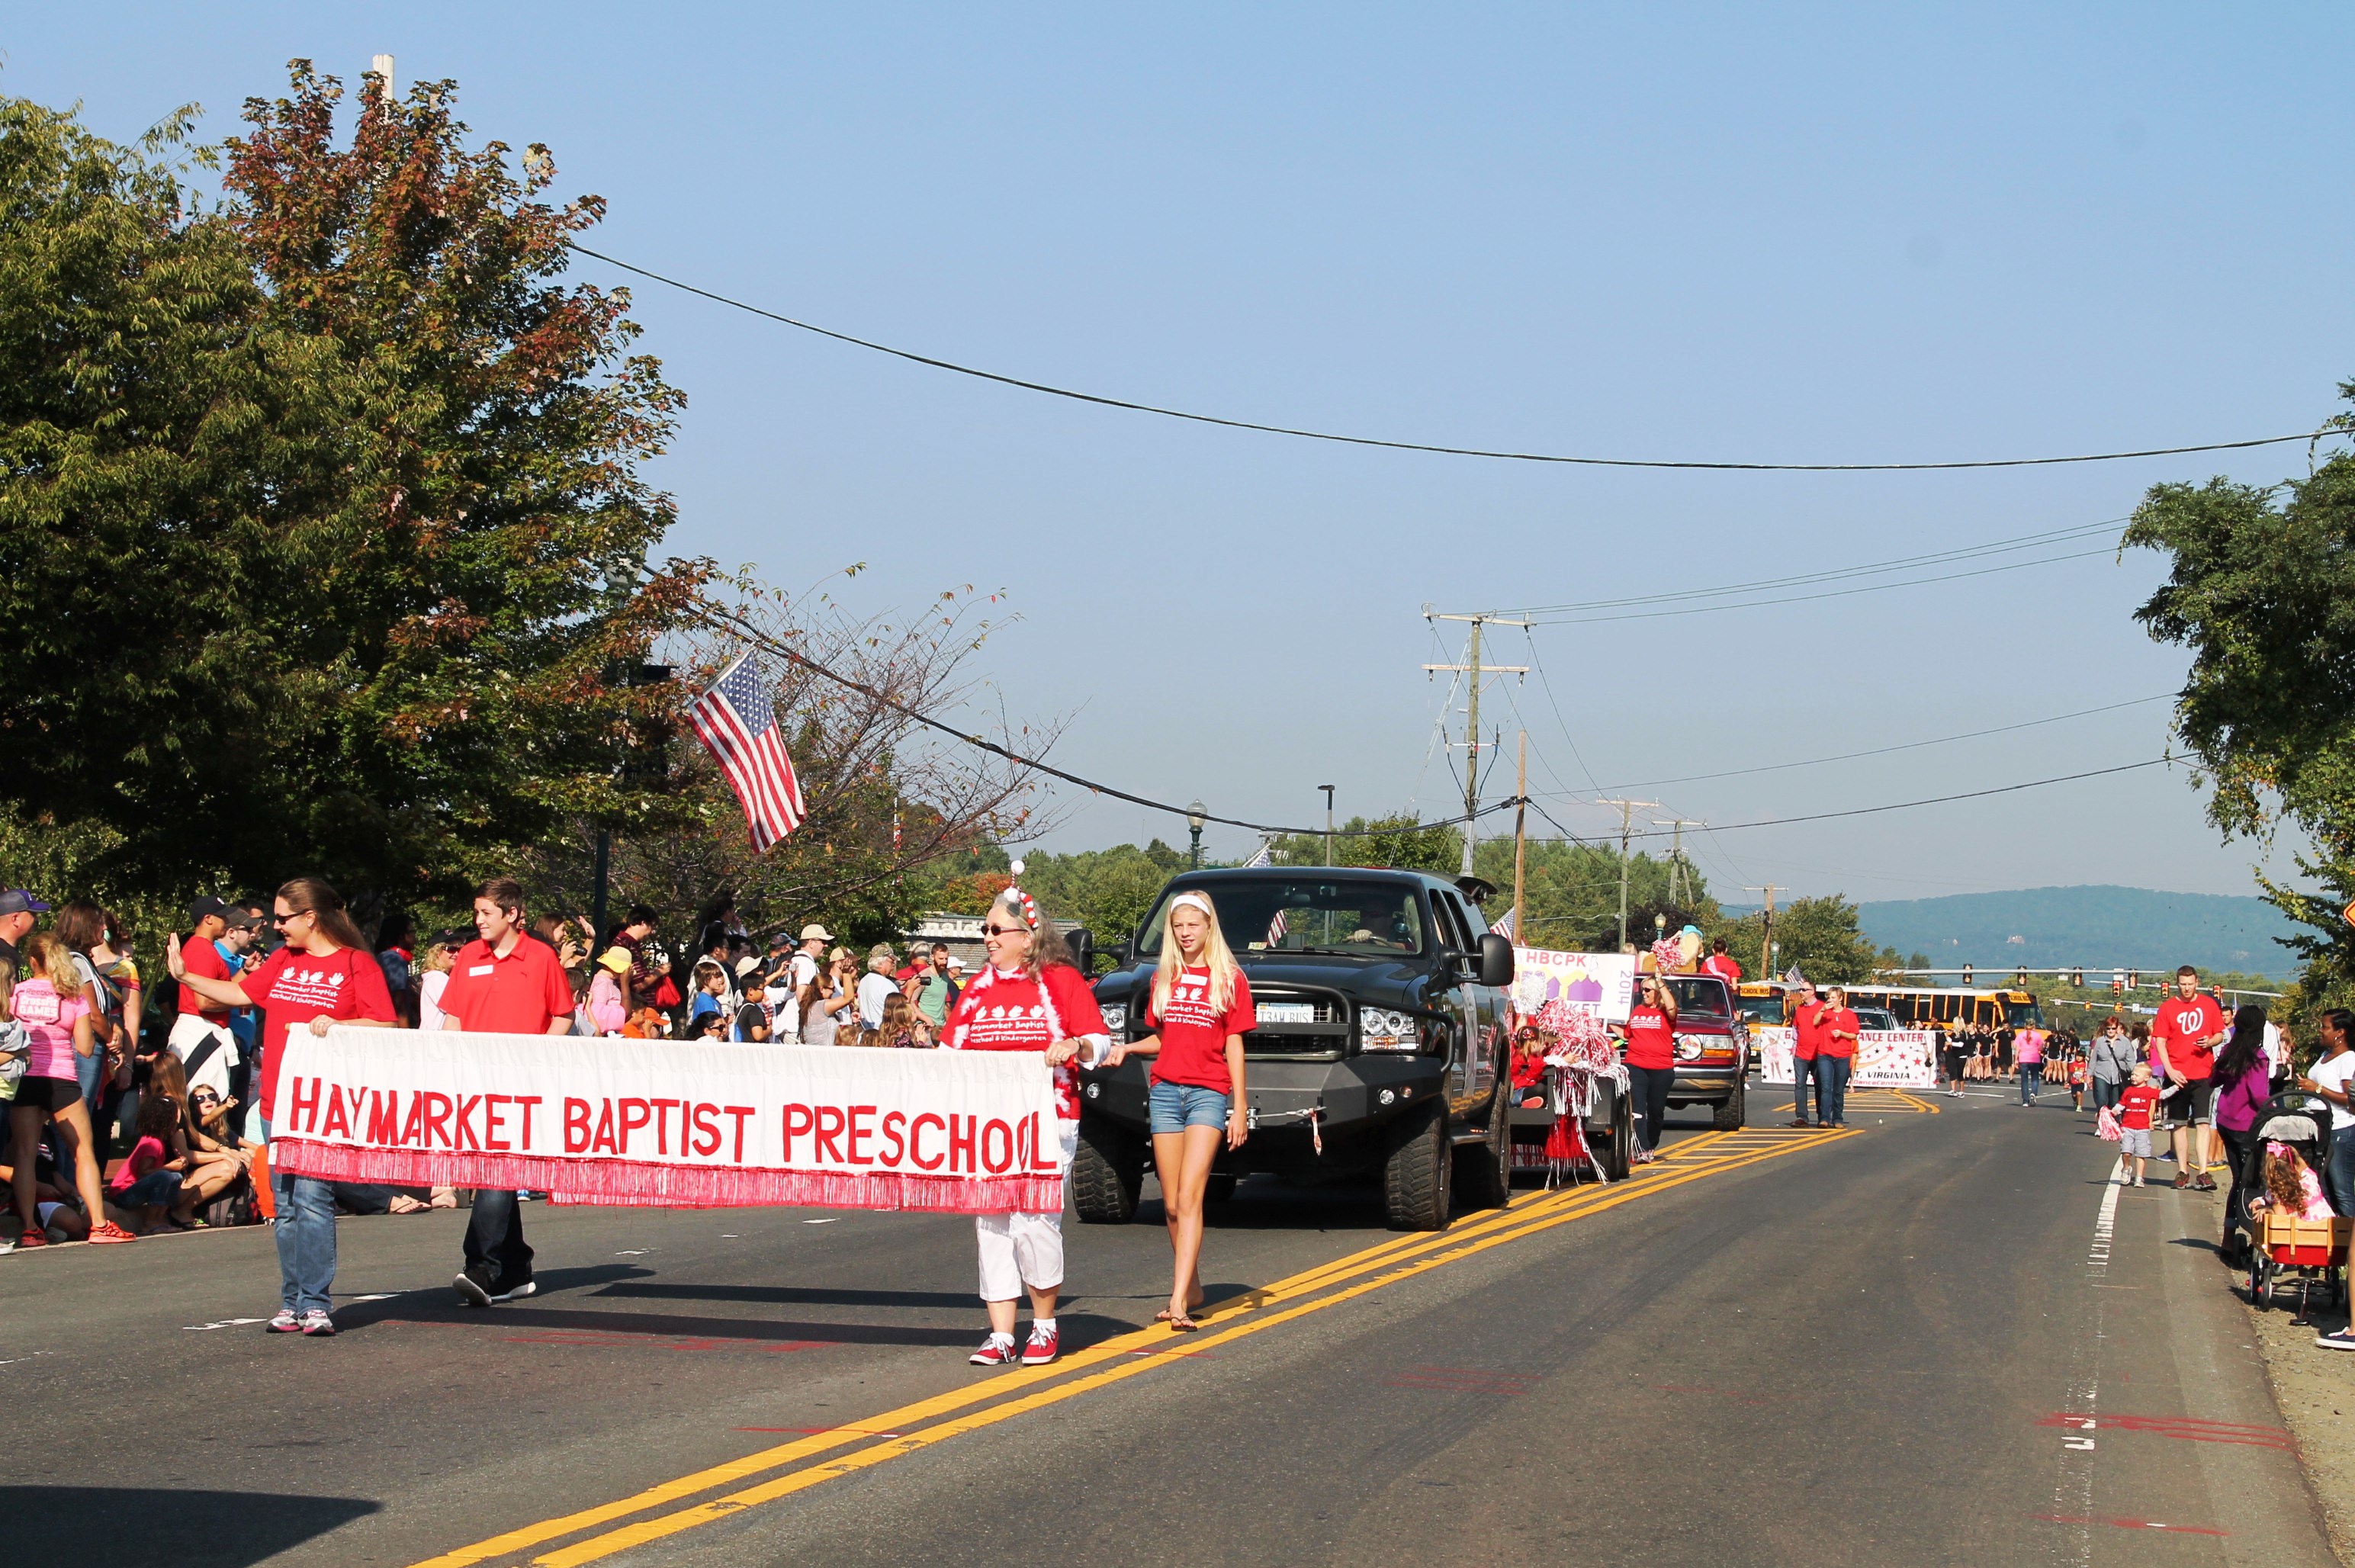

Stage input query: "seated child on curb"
[
  {"left": 2249, "top": 1141, "right": 2335, "bottom": 1222},
  {"left": 2116, "top": 1064, "right": 2162, "bottom": 1187}
]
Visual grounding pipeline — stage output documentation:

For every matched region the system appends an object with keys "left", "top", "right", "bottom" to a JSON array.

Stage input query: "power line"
[
  {"left": 686, "top": 594, "right": 1524, "bottom": 840},
  {"left": 1502, "top": 518, "right": 2125, "bottom": 615},
  {"left": 566, "top": 243, "right": 2332, "bottom": 474},
  {"left": 1615, "top": 756, "right": 2173, "bottom": 840},
  {"left": 1522, "top": 545, "right": 2117, "bottom": 625},
  {"left": 1543, "top": 692, "right": 2175, "bottom": 794}
]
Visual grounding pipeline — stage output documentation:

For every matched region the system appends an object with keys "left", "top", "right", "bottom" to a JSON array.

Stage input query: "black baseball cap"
[{"left": 191, "top": 895, "right": 231, "bottom": 924}]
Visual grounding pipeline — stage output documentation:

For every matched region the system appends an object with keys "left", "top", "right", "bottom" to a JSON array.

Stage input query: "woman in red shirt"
[
  {"left": 1110, "top": 891, "right": 1253, "bottom": 1331},
  {"left": 169, "top": 876, "right": 395, "bottom": 1336},
  {"left": 1622, "top": 974, "right": 1679, "bottom": 1162},
  {"left": 937, "top": 870, "right": 1110, "bottom": 1367}
]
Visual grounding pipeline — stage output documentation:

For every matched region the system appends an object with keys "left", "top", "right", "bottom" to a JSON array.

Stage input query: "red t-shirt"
[
  {"left": 939, "top": 963, "right": 1109, "bottom": 1120},
  {"left": 1701, "top": 954, "right": 1743, "bottom": 984},
  {"left": 439, "top": 936, "right": 577, "bottom": 1036},
  {"left": 249, "top": 945, "right": 397, "bottom": 1121},
  {"left": 1623, "top": 1004, "right": 1675, "bottom": 1070},
  {"left": 1511, "top": 1049, "right": 1548, "bottom": 1090},
  {"left": 1144, "top": 966, "right": 1255, "bottom": 1093},
  {"left": 2153, "top": 994, "right": 2223, "bottom": 1081},
  {"left": 1791, "top": 999, "right": 1823, "bottom": 1060},
  {"left": 178, "top": 932, "right": 233, "bottom": 1024},
  {"left": 1816, "top": 1007, "right": 1859, "bottom": 1059},
  {"left": 2118, "top": 1083, "right": 2161, "bottom": 1131}
]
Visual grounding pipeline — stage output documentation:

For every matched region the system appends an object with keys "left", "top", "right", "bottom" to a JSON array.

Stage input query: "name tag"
[{"left": 469, "top": 965, "right": 496, "bottom": 976}]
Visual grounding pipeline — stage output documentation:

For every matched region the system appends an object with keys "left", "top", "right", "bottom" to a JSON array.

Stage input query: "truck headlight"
[
  {"left": 1360, "top": 1007, "right": 1418, "bottom": 1051},
  {"left": 1100, "top": 1003, "right": 1127, "bottom": 1033}
]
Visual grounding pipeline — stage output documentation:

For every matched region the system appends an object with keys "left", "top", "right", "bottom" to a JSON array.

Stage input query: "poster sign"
[
  {"left": 268, "top": 1025, "right": 1065, "bottom": 1212},
  {"left": 1756, "top": 1027, "right": 1936, "bottom": 1089},
  {"left": 1510, "top": 948, "right": 1637, "bottom": 1023}
]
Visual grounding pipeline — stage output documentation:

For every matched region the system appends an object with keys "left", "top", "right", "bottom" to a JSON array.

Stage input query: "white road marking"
[
  {"left": 802, "top": 1219, "right": 839, "bottom": 1226},
  {"left": 182, "top": 1318, "right": 271, "bottom": 1332},
  {"left": 2050, "top": 1157, "right": 2124, "bottom": 1567}
]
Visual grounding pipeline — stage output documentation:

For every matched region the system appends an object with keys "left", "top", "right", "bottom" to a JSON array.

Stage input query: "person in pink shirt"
[
  {"left": 2013, "top": 1023, "right": 2048, "bottom": 1107},
  {"left": 8, "top": 930, "right": 133, "bottom": 1245}
]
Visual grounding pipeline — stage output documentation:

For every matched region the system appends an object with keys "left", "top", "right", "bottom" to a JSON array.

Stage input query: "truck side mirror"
[
  {"left": 1477, "top": 933, "right": 1514, "bottom": 988},
  {"left": 1065, "top": 927, "right": 1095, "bottom": 976}
]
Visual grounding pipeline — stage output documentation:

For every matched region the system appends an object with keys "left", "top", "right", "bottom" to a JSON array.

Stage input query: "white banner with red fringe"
[
  {"left": 266, "top": 1026, "right": 1066, "bottom": 1213},
  {"left": 1755, "top": 1027, "right": 1936, "bottom": 1089}
]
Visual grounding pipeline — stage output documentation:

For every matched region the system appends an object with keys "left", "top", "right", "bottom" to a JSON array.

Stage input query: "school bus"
[{"left": 1736, "top": 982, "right": 2042, "bottom": 1032}]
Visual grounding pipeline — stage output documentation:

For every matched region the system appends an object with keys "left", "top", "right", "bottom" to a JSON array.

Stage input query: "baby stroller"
[{"left": 2241, "top": 1090, "right": 2351, "bottom": 1318}]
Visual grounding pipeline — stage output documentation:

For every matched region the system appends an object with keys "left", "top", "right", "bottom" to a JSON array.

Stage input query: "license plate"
[{"left": 1257, "top": 1003, "right": 1315, "bottom": 1024}]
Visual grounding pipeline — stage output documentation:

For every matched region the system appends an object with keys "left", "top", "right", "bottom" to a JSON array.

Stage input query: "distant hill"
[{"left": 1852, "top": 885, "right": 2301, "bottom": 978}]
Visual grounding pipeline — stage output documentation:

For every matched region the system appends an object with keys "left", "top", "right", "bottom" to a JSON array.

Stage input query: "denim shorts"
[
  {"left": 115, "top": 1169, "right": 184, "bottom": 1207},
  {"left": 1149, "top": 1081, "right": 1231, "bottom": 1135}
]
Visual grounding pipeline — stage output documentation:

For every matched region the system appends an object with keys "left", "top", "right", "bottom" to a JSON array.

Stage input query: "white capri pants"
[{"left": 975, "top": 1119, "right": 1079, "bottom": 1302}]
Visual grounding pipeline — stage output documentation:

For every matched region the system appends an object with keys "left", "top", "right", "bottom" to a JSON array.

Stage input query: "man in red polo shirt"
[
  {"left": 2152, "top": 964, "right": 2228, "bottom": 1192},
  {"left": 1786, "top": 979, "right": 1822, "bottom": 1128},
  {"left": 440, "top": 876, "right": 576, "bottom": 1307}
]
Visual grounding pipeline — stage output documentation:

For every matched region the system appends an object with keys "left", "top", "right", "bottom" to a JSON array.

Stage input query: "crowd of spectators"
[{"left": 0, "top": 885, "right": 972, "bottom": 1251}]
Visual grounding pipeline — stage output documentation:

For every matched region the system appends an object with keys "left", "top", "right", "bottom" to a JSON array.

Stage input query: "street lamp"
[{"left": 1187, "top": 799, "right": 1207, "bottom": 868}]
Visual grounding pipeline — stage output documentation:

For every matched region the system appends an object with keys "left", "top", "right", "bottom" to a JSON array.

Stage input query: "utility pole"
[
  {"left": 1593, "top": 796, "right": 1660, "bottom": 950},
  {"left": 1422, "top": 610, "right": 1529, "bottom": 878},
  {"left": 1746, "top": 885, "right": 1785, "bottom": 979},
  {"left": 1512, "top": 731, "right": 1528, "bottom": 942},
  {"left": 1319, "top": 784, "right": 1335, "bottom": 868},
  {"left": 1651, "top": 819, "right": 1704, "bottom": 906}
]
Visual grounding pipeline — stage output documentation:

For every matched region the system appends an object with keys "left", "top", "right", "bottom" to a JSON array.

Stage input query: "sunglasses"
[
  {"left": 982, "top": 924, "right": 1026, "bottom": 937},
  {"left": 272, "top": 909, "right": 311, "bottom": 927}
]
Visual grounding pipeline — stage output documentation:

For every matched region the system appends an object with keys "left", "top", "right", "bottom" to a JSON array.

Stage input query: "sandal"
[{"left": 1168, "top": 1314, "right": 1200, "bottom": 1332}]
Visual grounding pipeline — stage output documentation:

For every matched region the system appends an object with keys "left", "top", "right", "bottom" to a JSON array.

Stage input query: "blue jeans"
[
  {"left": 263, "top": 1120, "right": 338, "bottom": 1315},
  {"left": 2328, "top": 1123, "right": 2355, "bottom": 1219},
  {"left": 2090, "top": 1077, "right": 2122, "bottom": 1112},
  {"left": 1149, "top": 1081, "right": 1231, "bottom": 1135},
  {"left": 2019, "top": 1064, "right": 2043, "bottom": 1104},
  {"left": 1791, "top": 1057, "right": 1817, "bottom": 1123},
  {"left": 1812, "top": 1056, "right": 1850, "bottom": 1126}
]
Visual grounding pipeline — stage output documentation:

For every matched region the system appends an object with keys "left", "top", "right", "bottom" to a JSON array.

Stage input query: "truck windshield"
[
  {"left": 1137, "top": 879, "right": 1427, "bottom": 958},
  {"left": 1659, "top": 977, "right": 1733, "bottom": 1020}
]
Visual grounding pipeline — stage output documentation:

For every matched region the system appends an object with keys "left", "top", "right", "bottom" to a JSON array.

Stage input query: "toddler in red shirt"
[{"left": 2116, "top": 1064, "right": 2162, "bottom": 1186}]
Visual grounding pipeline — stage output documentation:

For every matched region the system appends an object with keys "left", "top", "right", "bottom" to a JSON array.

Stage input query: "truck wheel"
[
  {"left": 1071, "top": 1113, "right": 1144, "bottom": 1224},
  {"left": 1453, "top": 1090, "right": 1511, "bottom": 1212},
  {"left": 1596, "top": 1088, "right": 1634, "bottom": 1181},
  {"left": 1712, "top": 1073, "right": 1746, "bottom": 1130},
  {"left": 1383, "top": 1103, "right": 1454, "bottom": 1232}
]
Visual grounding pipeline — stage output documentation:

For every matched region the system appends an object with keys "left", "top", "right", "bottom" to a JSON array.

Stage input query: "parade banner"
[
  {"left": 1756, "top": 1027, "right": 1936, "bottom": 1089},
  {"left": 268, "top": 1026, "right": 1065, "bottom": 1212},
  {"left": 1510, "top": 948, "right": 1637, "bottom": 1025}
]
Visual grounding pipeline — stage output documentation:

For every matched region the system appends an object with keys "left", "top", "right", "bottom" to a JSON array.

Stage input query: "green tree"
[
  {"left": 2125, "top": 400, "right": 2355, "bottom": 1018},
  {"left": 1470, "top": 837, "right": 1716, "bottom": 951},
  {"left": 1269, "top": 813, "right": 1463, "bottom": 875},
  {"left": 1715, "top": 894, "right": 1902, "bottom": 984},
  {"left": 0, "top": 72, "right": 699, "bottom": 911}
]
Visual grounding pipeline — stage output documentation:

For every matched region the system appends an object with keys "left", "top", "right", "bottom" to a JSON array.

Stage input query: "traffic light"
[
  {"left": 2014, "top": 966, "right": 2029, "bottom": 988},
  {"left": 2126, "top": 970, "right": 2139, "bottom": 990},
  {"left": 1961, "top": 964, "right": 1974, "bottom": 985},
  {"left": 2071, "top": 968, "right": 2084, "bottom": 988}
]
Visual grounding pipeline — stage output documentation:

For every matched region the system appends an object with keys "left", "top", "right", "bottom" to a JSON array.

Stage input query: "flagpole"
[{"left": 1512, "top": 731, "right": 1527, "bottom": 943}]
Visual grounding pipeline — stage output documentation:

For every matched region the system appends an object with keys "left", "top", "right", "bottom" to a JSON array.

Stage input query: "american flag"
[
  {"left": 1265, "top": 909, "right": 1288, "bottom": 946},
  {"left": 689, "top": 654, "right": 808, "bottom": 851},
  {"left": 1489, "top": 905, "right": 1518, "bottom": 941},
  {"left": 1243, "top": 838, "right": 1274, "bottom": 868}
]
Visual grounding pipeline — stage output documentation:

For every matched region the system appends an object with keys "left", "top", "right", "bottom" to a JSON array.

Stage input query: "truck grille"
[{"left": 1245, "top": 987, "right": 1350, "bottom": 1059}]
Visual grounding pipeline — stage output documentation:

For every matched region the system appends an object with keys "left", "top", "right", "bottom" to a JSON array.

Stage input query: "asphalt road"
[{"left": 5, "top": 1082, "right": 2334, "bottom": 1567}]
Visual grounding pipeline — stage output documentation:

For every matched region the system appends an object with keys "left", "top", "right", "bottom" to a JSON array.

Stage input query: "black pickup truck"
[{"left": 1071, "top": 867, "right": 1515, "bottom": 1231}]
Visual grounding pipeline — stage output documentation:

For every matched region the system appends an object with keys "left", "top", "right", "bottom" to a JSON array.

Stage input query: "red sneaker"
[
  {"left": 87, "top": 1221, "right": 137, "bottom": 1245},
  {"left": 969, "top": 1333, "right": 1017, "bottom": 1366},
  {"left": 11, "top": 1226, "right": 47, "bottom": 1249},
  {"left": 1021, "top": 1324, "right": 1059, "bottom": 1367}
]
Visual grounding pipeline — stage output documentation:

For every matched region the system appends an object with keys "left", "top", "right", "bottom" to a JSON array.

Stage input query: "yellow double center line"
[{"left": 415, "top": 1126, "right": 1852, "bottom": 1567}]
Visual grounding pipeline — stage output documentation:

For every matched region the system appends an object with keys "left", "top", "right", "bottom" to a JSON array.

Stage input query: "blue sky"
[{"left": 11, "top": 5, "right": 2351, "bottom": 901}]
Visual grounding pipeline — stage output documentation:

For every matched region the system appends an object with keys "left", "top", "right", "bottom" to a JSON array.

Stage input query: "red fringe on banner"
[{"left": 268, "top": 1140, "right": 1064, "bottom": 1214}]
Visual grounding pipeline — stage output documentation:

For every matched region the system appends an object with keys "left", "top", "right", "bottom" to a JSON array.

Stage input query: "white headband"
[{"left": 1168, "top": 892, "right": 1215, "bottom": 921}]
